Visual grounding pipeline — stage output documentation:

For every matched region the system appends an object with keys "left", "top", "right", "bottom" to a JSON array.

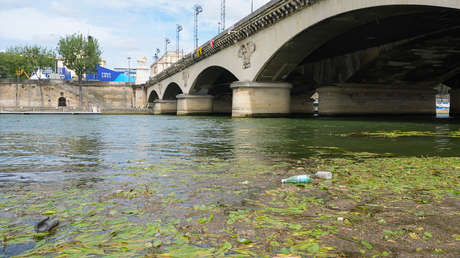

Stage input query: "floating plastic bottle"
[
  {"left": 281, "top": 175, "right": 311, "bottom": 184},
  {"left": 314, "top": 171, "right": 332, "bottom": 180}
]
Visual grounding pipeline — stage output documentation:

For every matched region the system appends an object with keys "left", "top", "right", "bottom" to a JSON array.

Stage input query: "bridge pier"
[
  {"left": 176, "top": 94, "right": 213, "bottom": 115},
  {"left": 317, "top": 85, "right": 437, "bottom": 116},
  {"left": 212, "top": 94, "right": 233, "bottom": 115},
  {"left": 290, "top": 93, "right": 316, "bottom": 115},
  {"left": 153, "top": 100, "right": 177, "bottom": 115},
  {"left": 231, "top": 81, "right": 292, "bottom": 118}
]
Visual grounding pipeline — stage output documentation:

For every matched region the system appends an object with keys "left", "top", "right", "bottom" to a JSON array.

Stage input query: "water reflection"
[
  {"left": 433, "top": 124, "right": 453, "bottom": 152},
  {"left": 189, "top": 117, "right": 236, "bottom": 159}
]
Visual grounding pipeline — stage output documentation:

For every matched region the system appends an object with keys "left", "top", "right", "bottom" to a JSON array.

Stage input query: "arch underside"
[
  {"left": 148, "top": 90, "right": 159, "bottom": 104},
  {"left": 189, "top": 66, "right": 239, "bottom": 114},
  {"left": 163, "top": 83, "right": 183, "bottom": 100},
  {"left": 256, "top": 5, "right": 460, "bottom": 95}
]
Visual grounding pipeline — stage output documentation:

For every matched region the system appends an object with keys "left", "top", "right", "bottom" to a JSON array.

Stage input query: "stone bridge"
[{"left": 146, "top": 0, "right": 460, "bottom": 117}]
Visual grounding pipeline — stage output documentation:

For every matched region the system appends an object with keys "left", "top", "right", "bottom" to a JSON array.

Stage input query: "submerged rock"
[
  {"left": 35, "top": 216, "right": 59, "bottom": 233},
  {"left": 326, "top": 199, "right": 357, "bottom": 211}
]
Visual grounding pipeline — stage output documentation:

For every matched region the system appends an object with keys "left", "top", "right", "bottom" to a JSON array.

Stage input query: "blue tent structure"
[
  {"left": 58, "top": 67, "right": 72, "bottom": 81},
  {"left": 114, "top": 73, "right": 136, "bottom": 83},
  {"left": 86, "top": 65, "right": 135, "bottom": 83}
]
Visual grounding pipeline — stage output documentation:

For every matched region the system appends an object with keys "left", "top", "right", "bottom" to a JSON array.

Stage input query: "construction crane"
[{"left": 16, "top": 69, "right": 30, "bottom": 79}]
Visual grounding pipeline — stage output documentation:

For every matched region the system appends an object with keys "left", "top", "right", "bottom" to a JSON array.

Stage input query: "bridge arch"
[
  {"left": 255, "top": 3, "right": 460, "bottom": 88},
  {"left": 147, "top": 89, "right": 159, "bottom": 107},
  {"left": 188, "top": 66, "right": 239, "bottom": 114},
  {"left": 149, "top": 0, "right": 460, "bottom": 116},
  {"left": 162, "top": 82, "right": 183, "bottom": 100},
  {"left": 189, "top": 66, "right": 239, "bottom": 94}
]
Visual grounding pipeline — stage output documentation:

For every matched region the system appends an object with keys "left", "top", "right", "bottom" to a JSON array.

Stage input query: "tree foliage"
[
  {"left": 0, "top": 46, "right": 55, "bottom": 79},
  {"left": 57, "top": 33, "right": 102, "bottom": 82}
]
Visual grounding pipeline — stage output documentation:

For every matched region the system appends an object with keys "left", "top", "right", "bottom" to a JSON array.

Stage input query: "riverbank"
[
  {"left": 1, "top": 115, "right": 459, "bottom": 257},
  {"left": 1, "top": 151, "right": 458, "bottom": 257},
  {"left": 0, "top": 108, "right": 151, "bottom": 115}
]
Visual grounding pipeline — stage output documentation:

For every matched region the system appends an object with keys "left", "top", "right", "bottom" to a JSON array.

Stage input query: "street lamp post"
[
  {"left": 176, "top": 24, "right": 183, "bottom": 58},
  {"left": 194, "top": 4, "right": 203, "bottom": 50},
  {"left": 251, "top": 0, "right": 254, "bottom": 12}
]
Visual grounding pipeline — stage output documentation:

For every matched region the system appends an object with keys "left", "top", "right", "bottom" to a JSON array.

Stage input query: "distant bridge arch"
[
  {"left": 147, "top": 89, "right": 159, "bottom": 105},
  {"left": 162, "top": 82, "right": 183, "bottom": 100}
]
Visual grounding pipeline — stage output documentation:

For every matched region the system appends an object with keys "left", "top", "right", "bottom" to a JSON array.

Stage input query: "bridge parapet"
[{"left": 148, "top": 0, "right": 320, "bottom": 85}]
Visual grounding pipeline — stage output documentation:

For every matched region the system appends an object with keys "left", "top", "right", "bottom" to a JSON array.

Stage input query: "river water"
[
  {"left": 1, "top": 115, "right": 460, "bottom": 184},
  {"left": 0, "top": 115, "right": 459, "bottom": 257}
]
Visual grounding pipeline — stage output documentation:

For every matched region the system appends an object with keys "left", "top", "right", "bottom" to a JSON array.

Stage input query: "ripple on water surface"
[{"left": 1, "top": 115, "right": 460, "bottom": 182}]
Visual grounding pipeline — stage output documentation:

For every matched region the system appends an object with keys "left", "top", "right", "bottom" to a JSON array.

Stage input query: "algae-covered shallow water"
[{"left": 0, "top": 115, "right": 459, "bottom": 257}]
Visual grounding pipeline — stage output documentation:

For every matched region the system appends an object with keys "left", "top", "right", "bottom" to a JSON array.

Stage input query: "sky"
[{"left": 0, "top": 0, "right": 271, "bottom": 69}]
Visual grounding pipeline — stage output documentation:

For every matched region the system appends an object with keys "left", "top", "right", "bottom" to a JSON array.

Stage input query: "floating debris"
[
  {"left": 281, "top": 175, "right": 311, "bottom": 184},
  {"left": 314, "top": 171, "right": 332, "bottom": 180}
]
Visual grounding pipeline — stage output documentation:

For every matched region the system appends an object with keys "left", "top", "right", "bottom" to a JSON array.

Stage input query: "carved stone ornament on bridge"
[{"left": 238, "top": 41, "right": 256, "bottom": 69}]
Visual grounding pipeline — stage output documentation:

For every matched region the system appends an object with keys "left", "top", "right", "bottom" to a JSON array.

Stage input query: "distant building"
[
  {"left": 135, "top": 57, "right": 150, "bottom": 85},
  {"left": 150, "top": 51, "right": 184, "bottom": 78}
]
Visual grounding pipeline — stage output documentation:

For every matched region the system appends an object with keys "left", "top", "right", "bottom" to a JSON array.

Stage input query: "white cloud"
[
  {"left": 50, "top": 1, "right": 76, "bottom": 16},
  {"left": 0, "top": 0, "right": 271, "bottom": 68},
  {"left": 0, "top": 7, "right": 138, "bottom": 50}
]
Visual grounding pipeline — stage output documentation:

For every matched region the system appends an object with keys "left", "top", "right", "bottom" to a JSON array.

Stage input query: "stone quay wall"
[{"left": 0, "top": 80, "right": 147, "bottom": 113}]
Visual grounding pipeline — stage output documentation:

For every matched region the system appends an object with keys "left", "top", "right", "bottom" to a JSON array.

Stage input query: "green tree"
[
  {"left": 1, "top": 46, "right": 55, "bottom": 106},
  {"left": 0, "top": 46, "right": 55, "bottom": 79},
  {"left": 57, "top": 33, "right": 102, "bottom": 106},
  {"left": 0, "top": 52, "right": 23, "bottom": 78}
]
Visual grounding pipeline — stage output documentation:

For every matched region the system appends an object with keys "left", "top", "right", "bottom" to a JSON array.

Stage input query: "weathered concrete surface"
[
  {"left": 0, "top": 81, "right": 80, "bottom": 108},
  {"left": 317, "top": 85, "right": 436, "bottom": 116},
  {"left": 231, "top": 81, "right": 292, "bottom": 117},
  {"left": 212, "top": 95, "right": 233, "bottom": 114},
  {"left": 176, "top": 94, "right": 213, "bottom": 115},
  {"left": 153, "top": 100, "right": 177, "bottom": 115},
  {"left": 0, "top": 80, "right": 147, "bottom": 113},
  {"left": 291, "top": 94, "right": 315, "bottom": 115}
]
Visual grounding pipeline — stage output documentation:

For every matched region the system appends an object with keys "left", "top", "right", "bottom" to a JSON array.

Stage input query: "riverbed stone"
[{"left": 326, "top": 199, "right": 358, "bottom": 211}]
